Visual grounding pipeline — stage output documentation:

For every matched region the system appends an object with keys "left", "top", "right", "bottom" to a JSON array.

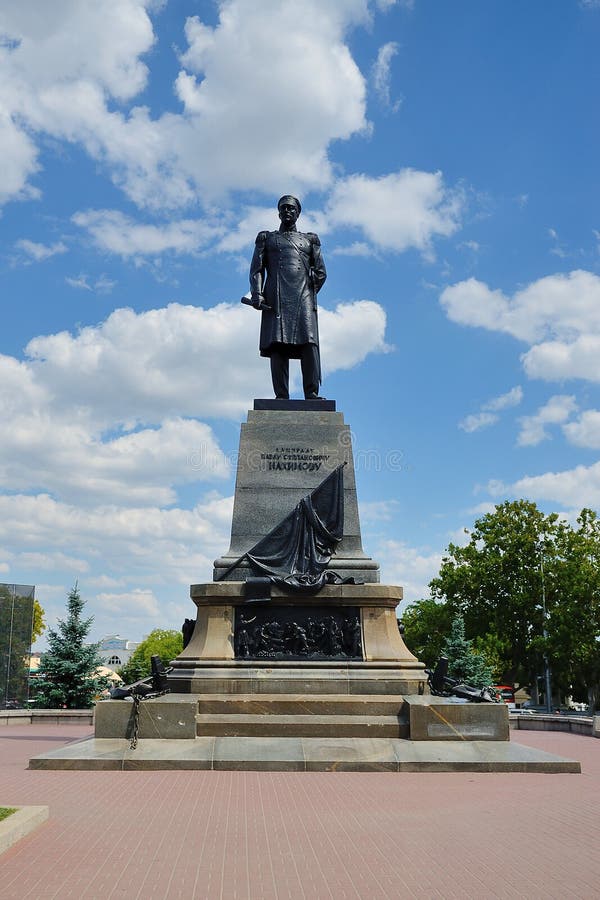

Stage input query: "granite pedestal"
[{"left": 29, "top": 402, "right": 581, "bottom": 773}]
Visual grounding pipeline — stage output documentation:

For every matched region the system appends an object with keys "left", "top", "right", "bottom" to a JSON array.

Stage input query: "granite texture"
[
  {"left": 405, "top": 695, "right": 510, "bottom": 741},
  {"left": 213, "top": 408, "right": 379, "bottom": 582},
  {"left": 29, "top": 736, "right": 581, "bottom": 773},
  {"left": 95, "top": 695, "right": 198, "bottom": 739},
  {"left": 168, "top": 661, "right": 427, "bottom": 695}
]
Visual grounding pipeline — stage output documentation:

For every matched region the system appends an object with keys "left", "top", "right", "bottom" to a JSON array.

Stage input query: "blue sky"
[{"left": 2, "top": 0, "right": 600, "bottom": 647}]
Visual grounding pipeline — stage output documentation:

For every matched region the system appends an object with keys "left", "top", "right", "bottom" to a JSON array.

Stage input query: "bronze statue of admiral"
[{"left": 248, "top": 195, "right": 327, "bottom": 400}]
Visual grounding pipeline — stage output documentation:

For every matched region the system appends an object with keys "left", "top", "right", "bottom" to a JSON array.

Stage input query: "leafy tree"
[
  {"left": 429, "top": 500, "right": 561, "bottom": 687},
  {"left": 421, "top": 500, "right": 600, "bottom": 708},
  {"left": 32, "top": 585, "right": 110, "bottom": 709},
  {"left": 32, "top": 599, "right": 46, "bottom": 644},
  {"left": 442, "top": 615, "right": 494, "bottom": 687},
  {"left": 118, "top": 629, "right": 182, "bottom": 684},
  {"left": 401, "top": 598, "right": 453, "bottom": 668},
  {"left": 546, "top": 509, "right": 600, "bottom": 710}
]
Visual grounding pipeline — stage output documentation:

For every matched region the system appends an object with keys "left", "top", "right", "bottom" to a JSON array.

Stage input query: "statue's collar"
[{"left": 278, "top": 225, "right": 298, "bottom": 233}]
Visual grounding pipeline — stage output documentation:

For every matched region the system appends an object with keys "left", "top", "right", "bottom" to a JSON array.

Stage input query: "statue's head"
[
  {"left": 277, "top": 195, "right": 301, "bottom": 229},
  {"left": 277, "top": 194, "right": 301, "bottom": 214}
]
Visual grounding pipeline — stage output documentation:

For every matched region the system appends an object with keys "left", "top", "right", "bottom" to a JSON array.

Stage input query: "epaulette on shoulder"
[
  {"left": 255, "top": 230, "right": 268, "bottom": 243},
  {"left": 306, "top": 232, "right": 320, "bottom": 244}
]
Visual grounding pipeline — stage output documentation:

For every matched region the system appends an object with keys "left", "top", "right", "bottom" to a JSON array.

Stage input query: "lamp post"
[{"left": 539, "top": 541, "right": 553, "bottom": 713}]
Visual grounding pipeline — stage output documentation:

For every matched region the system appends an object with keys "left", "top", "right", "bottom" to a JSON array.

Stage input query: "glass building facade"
[{"left": 0, "top": 583, "right": 35, "bottom": 708}]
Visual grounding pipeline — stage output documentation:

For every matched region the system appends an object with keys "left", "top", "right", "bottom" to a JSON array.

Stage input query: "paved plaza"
[{"left": 0, "top": 724, "right": 598, "bottom": 899}]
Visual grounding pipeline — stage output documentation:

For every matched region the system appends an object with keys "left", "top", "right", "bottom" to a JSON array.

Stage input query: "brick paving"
[{"left": 0, "top": 725, "right": 598, "bottom": 899}]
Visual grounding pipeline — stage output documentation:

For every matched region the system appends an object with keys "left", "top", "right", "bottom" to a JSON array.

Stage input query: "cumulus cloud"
[
  {"left": 0, "top": 415, "right": 229, "bottom": 506},
  {"left": 459, "top": 385, "right": 523, "bottom": 433},
  {"left": 0, "top": 297, "right": 387, "bottom": 513},
  {"left": 0, "top": 490, "right": 233, "bottom": 639},
  {"left": 328, "top": 170, "right": 463, "bottom": 256},
  {"left": 441, "top": 270, "right": 600, "bottom": 383},
  {"left": 0, "top": 0, "right": 384, "bottom": 210},
  {"left": 23, "top": 300, "right": 388, "bottom": 426},
  {"left": 563, "top": 409, "right": 600, "bottom": 448},
  {"left": 517, "top": 395, "right": 577, "bottom": 447},
  {"left": 73, "top": 209, "right": 223, "bottom": 258},
  {"left": 507, "top": 462, "right": 600, "bottom": 510},
  {"left": 376, "top": 538, "right": 442, "bottom": 606}
]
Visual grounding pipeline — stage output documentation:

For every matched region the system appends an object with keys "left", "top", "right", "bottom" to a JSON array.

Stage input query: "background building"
[{"left": 97, "top": 635, "right": 141, "bottom": 672}]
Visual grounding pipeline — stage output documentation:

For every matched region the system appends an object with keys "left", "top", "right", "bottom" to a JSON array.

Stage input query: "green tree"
[
  {"left": 546, "top": 509, "right": 600, "bottom": 710},
  {"left": 424, "top": 500, "right": 600, "bottom": 708},
  {"left": 32, "top": 599, "right": 46, "bottom": 644},
  {"left": 401, "top": 598, "right": 453, "bottom": 668},
  {"left": 118, "top": 629, "right": 182, "bottom": 684},
  {"left": 442, "top": 615, "right": 495, "bottom": 687},
  {"left": 430, "top": 500, "right": 561, "bottom": 687},
  {"left": 32, "top": 585, "right": 110, "bottom": 709}
]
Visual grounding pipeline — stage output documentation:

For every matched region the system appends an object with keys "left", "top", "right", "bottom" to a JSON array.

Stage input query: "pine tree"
[
  {"left": 442, "top": 615, "right": 494, "bottom": 688},
  {"left": 32, "top": 584, "right": 110, "bottom": 709}
]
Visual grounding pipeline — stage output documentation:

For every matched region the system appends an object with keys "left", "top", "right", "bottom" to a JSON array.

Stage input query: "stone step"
[
  {"left": 196, "top": 713, "right": 409, "bottom": 739},
  {"left": 169, "top": 666, "right": 424, "bottom": 695},
  {"left": 196, "top": 693, "right": 407, "bottom": 716}
]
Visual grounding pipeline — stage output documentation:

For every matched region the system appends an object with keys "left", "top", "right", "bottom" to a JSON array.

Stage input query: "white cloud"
[
  {"left": 486, "top": 385, "right": 523, "bottom": 411},
  {"left": 0, "top": 493, "right": 230, "bottom": 589},
  {"left": 523, "top": 335, "right": 600, "bottom": 383},
  {"left": 459, "top": 385, "right": 522, "bottom": 432},
  {"left": 441, "top": 271, "right": 600, "bottom": 383},
  {"left": 459, "top": 412, "right": 499, "bottom": 433},
  {"left": 65, "top": 274, "right": 93, "bottom": 291},
  {"left": 377, "top": 538, "right": 442, "bottom": 607},
  {"left": 23, "top": 300, "right": 388, "bottom": 426},
  {"left": 508, "top": 462, "right": 600, "bottom": 510},
  {"left": 73, "top": 209, "right": 222, "bottom": 258},
  {"left": 372, "top": 42, "right": 400, "bottom": 111},
  {"left": 0, "top": 415, "right": 229, "bottom": 505},
  {"left": 65, "top": 273, "right": 116, "bottom": 293},
  {"left": 15, "top": 239, "right": 67, "bottom": 261},
  {"left": 517, "top": 395, "right": 577, "bottom": 447},
  {"left": 0, "top": 109, "right": 40, "bottom": 204},
  {"left": 98, "top": 588, "right": 160, "bottom": 618},
  {"left": 0, "top": 1, "right": 384, "bottom": 210},
  {"left": 563, "top": 409, "right": 600, "bottom": 448},
  {"left": 0, "top": 300, "right": 387, "bottom": 510},
  {"left": 328, "top": 170, "right": 463, "bottom": 256},
  {"left": 359, "top": 499, "right": 400, "bottom": 522},
  {"left": 441, "top": 271, "right": 600, "bottom": 343},
  {"left": 0, "top": 490, "right": 233, "bottom": 641},
  {"left": 331, "top": 241, "right": 375, "bottom": 257}
]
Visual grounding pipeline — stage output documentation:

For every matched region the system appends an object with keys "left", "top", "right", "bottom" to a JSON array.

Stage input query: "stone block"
[
  {"left": 405, "top": 695, "right": 509, "bottom": 741},
  {"left": 593, "top": 715, "right": 600, "bottom": 738},
  {"left": 95, "top": 695, "right": 198, "bottom": 739}
]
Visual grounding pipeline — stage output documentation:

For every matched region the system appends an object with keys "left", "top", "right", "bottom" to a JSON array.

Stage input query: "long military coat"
[{"left": 250, "top": 227, "right": 327, "bottom": 359}]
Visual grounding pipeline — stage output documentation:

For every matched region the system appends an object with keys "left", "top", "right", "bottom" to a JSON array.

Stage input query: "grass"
[{"left": 0, "top": 807, "right": 17, "bottom": 822}]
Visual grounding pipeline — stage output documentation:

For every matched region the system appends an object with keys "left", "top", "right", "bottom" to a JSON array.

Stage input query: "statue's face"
[{"left": 278, "top": 202, "right": 299, "bottom": 228}]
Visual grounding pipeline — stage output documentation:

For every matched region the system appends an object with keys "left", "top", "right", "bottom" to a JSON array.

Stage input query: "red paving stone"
[{"left": 0, "top": 724, "right": 599, "bottom": 899}]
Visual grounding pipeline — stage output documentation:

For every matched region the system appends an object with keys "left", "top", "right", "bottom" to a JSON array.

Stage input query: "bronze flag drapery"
[{"left": 218, "top": 464, "right": 354, "bottom": 591}]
